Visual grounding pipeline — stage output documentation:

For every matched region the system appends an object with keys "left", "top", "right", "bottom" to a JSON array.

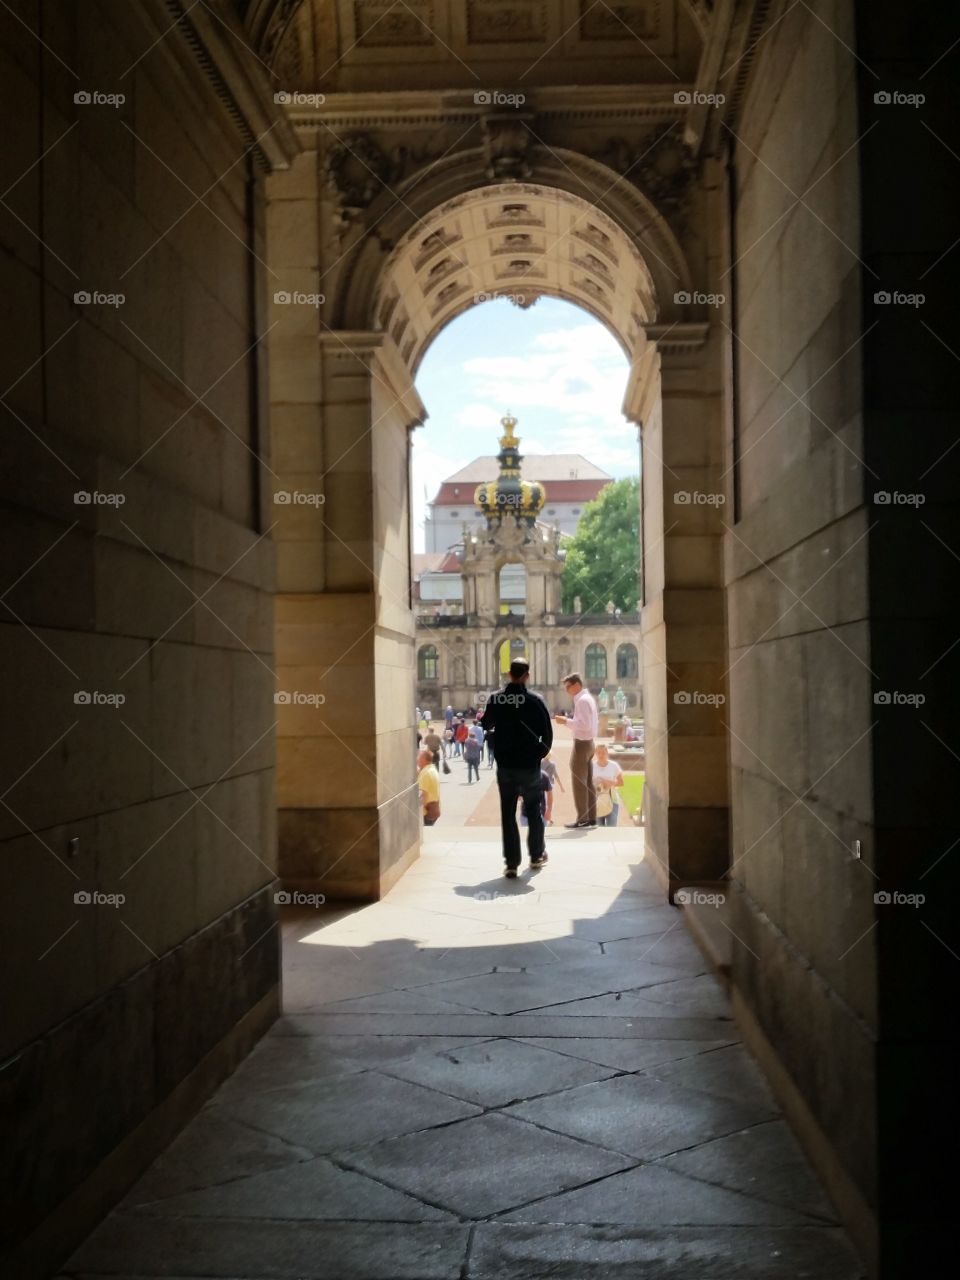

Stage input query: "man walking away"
[
  {"left": 424, "top": 724, "right": 442, "bottom": 768},
  {"left": 463, "top": 732, "right": 482, "bottom": 783},
  {"left": 480, "top": 659, "right": 553, "bottom": 878},
  {"left": 556, "top": 673, "right": 598, "bottom": 827}
]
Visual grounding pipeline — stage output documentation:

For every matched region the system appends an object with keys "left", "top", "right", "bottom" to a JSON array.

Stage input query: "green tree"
[{"left": 561, "top": 476, "right": 640, "bottom": 613}]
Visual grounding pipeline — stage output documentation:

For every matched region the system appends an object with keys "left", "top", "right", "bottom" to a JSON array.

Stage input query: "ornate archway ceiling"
[
  {"left": 241, "top": 1, "right": 704, "bottom": 92},
  {"left": 374, "top": 183, "right": 657, "bottom": 371}
]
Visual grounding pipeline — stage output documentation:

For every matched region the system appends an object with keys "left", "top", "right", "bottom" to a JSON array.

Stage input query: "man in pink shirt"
[{"left": 556, "top": 672, "right": 598, "bottom": 827}]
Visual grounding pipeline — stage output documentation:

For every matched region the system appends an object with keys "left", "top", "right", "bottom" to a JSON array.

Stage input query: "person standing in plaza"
[
  {"left": 592, "top": 743, "right": 624, "bottom": 827},
  {"left": 417, "top": 748, "right": 441, "bottom": 826},
  {"left": 480, "top": 659, "right": 553, "bottom": 878},
  {"left": 556, "top": 673, "right": 598, "bottom": 827}
]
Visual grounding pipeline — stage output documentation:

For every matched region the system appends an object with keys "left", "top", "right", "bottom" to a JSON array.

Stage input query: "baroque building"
[{"left": 415, "top": 415, "right": 642, "bottom": 712}]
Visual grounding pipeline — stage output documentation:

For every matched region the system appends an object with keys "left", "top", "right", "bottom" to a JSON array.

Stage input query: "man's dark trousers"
[{"left": 497, "top": 766, "right": 545, "bottom": 869}]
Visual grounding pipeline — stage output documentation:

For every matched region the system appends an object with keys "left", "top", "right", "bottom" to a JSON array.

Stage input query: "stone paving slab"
[
  {"left": 469, "top": 1224, "right": 866, "bottom": 1279},
  {"left": 498, "top": 1161, "right": 812, "bottom": 1225},
  {"left": 343, "top": 1112, "right": 634, "bottom": 1219},
  {"left": 381, "top": 1035, "right": 618, "bottom": 1106},
  {"left": 124, "top": 1154, "right": 456, "bottom": 1221},
  {"left": 221, "top": 1070, "right": 481, "bottom": 1156},
  {"left": 505, "top": 1073, "right": 774, "bottom": 1160},
  {"left": 68, "top": 1219, "right": 471, "bottom": 1278}
]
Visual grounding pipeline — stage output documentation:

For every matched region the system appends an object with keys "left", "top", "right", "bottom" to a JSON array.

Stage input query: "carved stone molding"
[{"left": 591, "top": 125, "right": 698, "bottom": 222}]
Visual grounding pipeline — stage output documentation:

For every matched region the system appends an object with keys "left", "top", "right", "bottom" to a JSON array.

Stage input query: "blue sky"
[{"left": 411, "top": 297, "right": 636, "bottom": 551}]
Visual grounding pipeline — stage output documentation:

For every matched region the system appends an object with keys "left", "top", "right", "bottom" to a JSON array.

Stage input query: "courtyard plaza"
[{"left": 64, "top": 793, "right": 862, "bottom": 1278}]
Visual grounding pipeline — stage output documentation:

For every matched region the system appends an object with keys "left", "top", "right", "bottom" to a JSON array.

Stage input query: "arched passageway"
[{"left": 270, "top": 170, "right": 730, "bottom": 905}]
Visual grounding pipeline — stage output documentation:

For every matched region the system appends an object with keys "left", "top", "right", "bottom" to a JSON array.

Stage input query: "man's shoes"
[
  {"left": 564, "top": 819, "right": 596, "bottom": 829},
  {"left": 504, "top": 866, "right": 518, "bottom": 879},
  {"left": 529, "top": 853, "right": 548, "bottom": 870}
]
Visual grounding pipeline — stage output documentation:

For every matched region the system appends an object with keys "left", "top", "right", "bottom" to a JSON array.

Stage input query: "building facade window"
[
  {"left": 585, "top": 643, "right": 607, "bottom": 680},
  {"left": 418, "top": 645, "right": 439, "bottom": 680},
  {"left": 616, "top": 642, "right": 639, "bottom": 678}
]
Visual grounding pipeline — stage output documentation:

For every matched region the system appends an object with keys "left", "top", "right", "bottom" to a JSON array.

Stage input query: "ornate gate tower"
[{"left": 462, "top": 413, "right": 564, "bottom": 624}]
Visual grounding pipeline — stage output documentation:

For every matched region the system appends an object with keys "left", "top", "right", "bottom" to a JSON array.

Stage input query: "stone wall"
[
  {"left": 0, "top": 1, "right": 289, "bottom": 1268},
  {"left": 725, "top": 0, "right": 875, "bottom": 1254}
]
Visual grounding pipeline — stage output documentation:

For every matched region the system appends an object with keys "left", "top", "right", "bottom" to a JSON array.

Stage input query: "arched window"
[
  {"left": 585, "top": 643, "right": 607, "bottom": 680},
  {"left": 418, "top": 645, "right": 439, "bottom": 680},
  {"left": 616, "top": 643, "right": 639, "bottom": 678}
]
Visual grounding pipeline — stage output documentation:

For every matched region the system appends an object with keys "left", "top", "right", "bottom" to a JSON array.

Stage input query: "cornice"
[
  {"left": 136, "top": 0, "right": 299, "bottom": 170},
  {"left": 286, "top": 84, "right": 689, "bottom": 135}
]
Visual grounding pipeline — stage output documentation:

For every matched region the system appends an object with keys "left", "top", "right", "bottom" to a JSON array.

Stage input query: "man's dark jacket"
[{"left": 480, "top": 682, "right": 553, "bottom": 768}]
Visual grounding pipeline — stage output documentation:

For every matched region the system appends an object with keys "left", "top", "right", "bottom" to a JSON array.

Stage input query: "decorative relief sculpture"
[{"left": 593, "top": 126, "right": 697, "bottom": 222}]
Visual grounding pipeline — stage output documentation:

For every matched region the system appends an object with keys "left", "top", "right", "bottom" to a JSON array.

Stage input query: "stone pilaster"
[{"left": 624, "top": 329, "right": 730, "bottom": 893}]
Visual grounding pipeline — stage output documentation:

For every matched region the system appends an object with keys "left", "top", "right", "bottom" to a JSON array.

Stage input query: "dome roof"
[{"left": 474, "top": 414, "right": 546, "bottom": 522}]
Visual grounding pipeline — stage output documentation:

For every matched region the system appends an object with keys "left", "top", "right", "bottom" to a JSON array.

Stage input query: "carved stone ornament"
[
  {"left": 323, "top": 134, "right": 390, "bottom": 226},
  {"left": 593, "top": 127, "right": 697, "bottom": 222},
  {"left": 481, "top": 115, "right": 533, "bottom": 181}
]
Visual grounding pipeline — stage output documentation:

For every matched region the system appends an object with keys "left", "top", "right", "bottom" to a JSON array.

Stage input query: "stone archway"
[{"left": 267, "top": 129, "right": 730, "bottom": 902}]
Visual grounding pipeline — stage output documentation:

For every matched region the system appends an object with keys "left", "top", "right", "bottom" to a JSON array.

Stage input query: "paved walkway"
[{"left": 64, "top": 830, "right": 864, "bottom": 1279}]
